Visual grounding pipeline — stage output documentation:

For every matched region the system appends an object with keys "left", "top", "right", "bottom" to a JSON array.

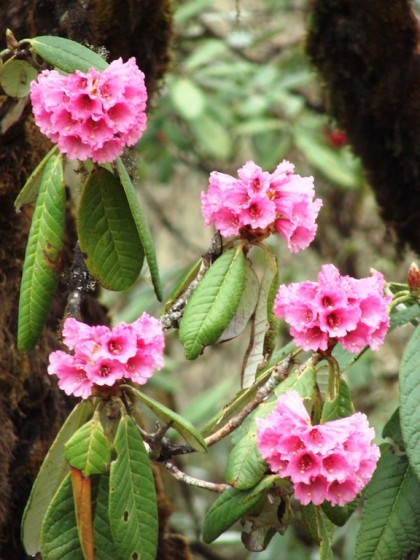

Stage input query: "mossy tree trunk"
[
  {"left": 0, "top": 2, "right": 190, "bottom": 558},
  {"left": 306, "top": 0, "right": 420, "bottom": 255}
]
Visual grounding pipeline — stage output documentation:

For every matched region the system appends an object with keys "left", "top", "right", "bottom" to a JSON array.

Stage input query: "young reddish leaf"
[
  {"left": 22, "top": 401, "right": 93, "bottom": 556},
  {"left": 70, "top": 467, "right": 94, "bottom": 560}
]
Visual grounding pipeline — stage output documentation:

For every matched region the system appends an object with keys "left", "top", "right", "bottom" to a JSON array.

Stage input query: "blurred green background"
[{"left": 100, "top": 1, "right": 418, "bottom": 558}]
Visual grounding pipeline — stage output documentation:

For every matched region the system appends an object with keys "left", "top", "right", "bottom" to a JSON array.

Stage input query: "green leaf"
[
  {"left": 127, "top": 385, "right": 207, "bottom": 452},
  {"left": 274, "top": 362, "right": 317, "bottom": 399},
  {"left": 30, "top": 35, "right": 108, "bottom": 73},
  {"left": 171, "top": 77, "right": 206, "bottom": 120},
  {"left": 224, "top": 362, "right": 316, "bottom": 491},
  {"left": 77, "top": 166, "right": 144, "bottom": 291},
  {"left": 93, "top": 475, "right": 119, "bottom": 560},
  {"left": 189, "top": 114, "right": 233, "bottom": 160},
  {"left": 355, "top": 444, "right": 420, "bottom": 560},
  {"left": 301, "top": 504, "right": 333, "bottom": 556},
  {"left": 390, "top": 302, "right": 420, "bottom": 330},
  {"left": 241, "top": 248, "right": 279, "bottom": 388},
  {"left": 65, "top": 418, "right": 112, "bottom": 477},
  {"left": 382, "top": 408, "right": 405, "bottom": 451},
  {"left": 22, "top": 401, "right": 93, "bottom": 556},
  {"left": 179, "top": 247, "right": 246, "bottom": 359},
  {"left": 40, "top": 473, "right": 84, "bottom": 560},
  {"left": 399, "top": 323, "right": 420, "bottom": 480},
  {"left": 321, "top": 378, "right": 355, "bottom": 423},
  {"left": 183, "top": 39, "right": 227, "bottom": 71},
  {"left": 202, "top": 475, "right": 282, "bottom": 544},
  {"left": 321, "top": 497, "right": 359, "bottom": 527},
  {"left": 109, "top": 415, "right": 158, "bottom": 560},
  {"left": 294, "top": 129, "right": 361, "bottom": 190},
  {"left": 17, "top": 153, "right": 65, "bottom": 350},
  {"left": 218, "top": 262, "right": 259, "bottom": 343},
  {"left": 116, "top": 158, "right": 162, "bottom": 301},
  {"left": 225, "top": 432, "right": 267, "bottom": 490},
  {"left": 175, "top": 0, "right": 213, "bottom": 23},
  {"left": 15, "top": 146, "right": 58, "bottom": 212},
  {"left": 164, "top": 258, "right": 202, "bottom": 311},
  {"left": 0, "top": 58, "right": 38, "bottom": 97}
]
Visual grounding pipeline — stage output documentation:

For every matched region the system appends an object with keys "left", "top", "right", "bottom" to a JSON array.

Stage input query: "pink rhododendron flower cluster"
[
  {"left": 30, "top": 58, "right": 147, "bottom": 163},
  {"left": 47, "top": 314, "right": 164, "bottom": 398},
  {"left": 274, "top": 264, "right": 391, "bottom": 353},
  {"left": 201, "top": 160, "right": 322, "bottom": 252},
  {"left": 256, "top": 391, "right": 380, "bottom": 506}
]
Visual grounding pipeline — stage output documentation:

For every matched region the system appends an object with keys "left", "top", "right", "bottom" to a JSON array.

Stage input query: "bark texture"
[
  {"left": 306, "top": 0, "right": 420, "bottom": 254},
  {"left": 0, "top": 1, "right": 180, "bottom": 558}
]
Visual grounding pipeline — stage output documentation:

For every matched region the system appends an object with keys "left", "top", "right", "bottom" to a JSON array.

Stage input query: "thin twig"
[
  {"left": 163, "top": 461, "right": 229, "bottom": 493},
  {"left": 160, "top": 232, "right": 223, "bottom": 330},
  {"left": 204, "top": 356, "right": 291, "bottom": 447}
]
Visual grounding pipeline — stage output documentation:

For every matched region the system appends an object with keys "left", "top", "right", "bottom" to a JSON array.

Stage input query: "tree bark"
[{"left": 306, "top": 0, "right": 420, "bottom": 255}]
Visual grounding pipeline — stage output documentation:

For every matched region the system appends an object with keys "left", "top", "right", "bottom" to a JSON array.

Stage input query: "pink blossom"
[
  {"left": 274, "top": 264, "right": 391, "bottom": 353},
  {"left": 47, "top": 313, "right": 164, "bottom": 398},
  {"left": 256, "top": 391, "right": 380, "bottom": 507},
  {"left": 201, "top": 160, "right": 322, "bottom": 251},
  {"left": 30, "top": 58, "right": 147, "bottom": 163}
]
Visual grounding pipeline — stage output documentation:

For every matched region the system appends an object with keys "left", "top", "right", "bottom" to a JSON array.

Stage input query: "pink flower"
[
  {"left": 201, "top": 160, "right": 322, "bottom": 251},
  {"left": 47, "top": 313, "right": 164, "bottom": 398},
  {"left": 256, "top": 391, "right": 380, "bottom": 507},
  {"left": 274, "top": 264, "right": 391, "bottom": 353},
  {"left": 30, "top": 58, "right": 147, "bottom": 163}
]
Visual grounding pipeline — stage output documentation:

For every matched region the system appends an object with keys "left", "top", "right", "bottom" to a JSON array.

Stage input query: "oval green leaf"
[
  {"left": 77, "top": 166, "right": 144, "bottom": 291},
  {"left": 179, "top": 247, "right": 246, "bottom": 359},
  {"left": 225, "top": 432, "right": 267, "bottom": 490},
  {"left": 127, "top": 385, "right": 207, "bottom": 452},
  {"left": 109, "top": 415, "right": 158, "bottom": 560},
  {"left": 355, "top": 444, "right": 420, "bottom": 560},
  {"left": 0, "top": 58, "right": 38, "bottom": 97},
  {"left": 22, "top": 401, "right": 93, "bottom": 556},
  {"left": 399, "top": 323, "right": 420, "bottom": 480},
  {"left": 322, "top": 497, "right": 359, "bottom": 528},
  {"left": 17, "top": 152, "right": 65, "bottom": 350},
  {"left": 116, "top": 157, "right": 162, "bottom": 301},
  {"left": 65, "top": 417, "right": 112, "bottom": 477},
  {"left": 15, "top": 146, "right": 58, "bottom": 212},
  {"left": 93, "top": 475, "right": 119, "bottom": 560},
  {"left": 171, "top": 77, "right": 206, "bottom": 120},
  {"left": 30, "top": 35, "right": 108, "bottom": 73},
  {"left": 320, "top": 378, "right": 355, "bottom": 423},
  {"left": 202, "top": 475, "right": 281, "bottom": 544}
]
